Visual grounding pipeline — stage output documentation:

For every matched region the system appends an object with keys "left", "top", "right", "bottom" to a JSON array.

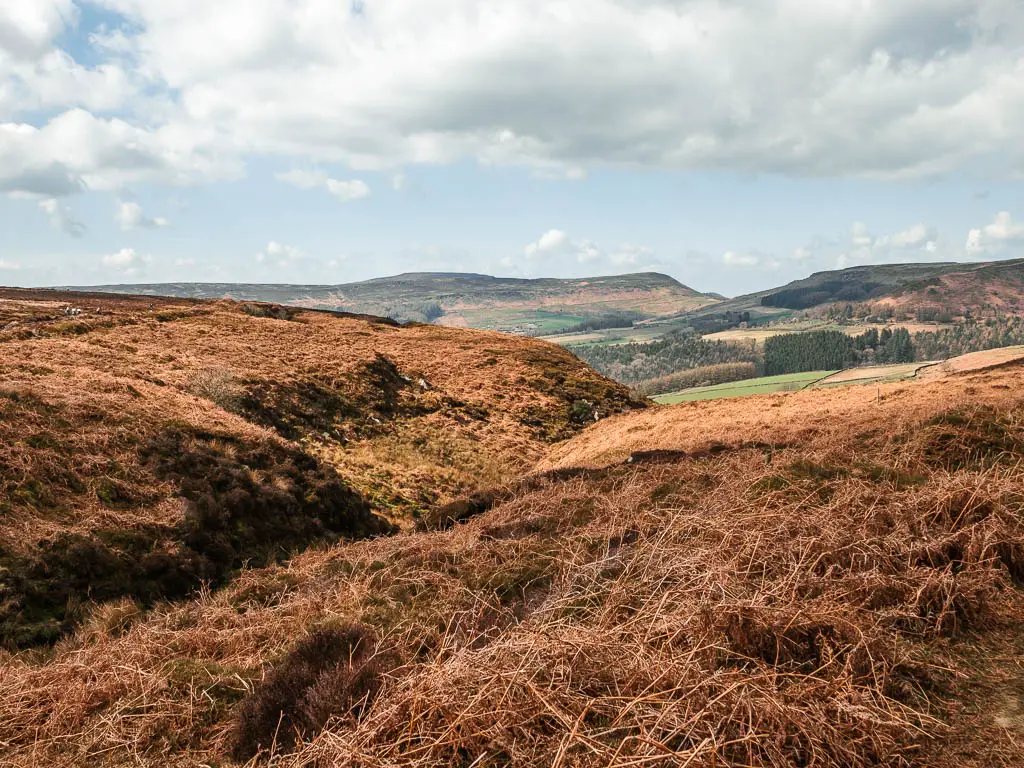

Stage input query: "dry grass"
[
  {"left": 2, "top": 366, "right": 1024, "bottom": 765},
  {"left": 0, "top": 289, "right": 638, "bottom": 649},
  {"left": 188, "top": 366, "right": 245, "bottom": 411},
  {"left": 0, "top": 288, "right": 636, "bottom": 529},
  {"left": 541, "top": 357, "right": 1024, "bottom": 470},
  {"left": 4, "top": 289, "right": 1024, "bottom": 766},
  {"left": 917, "top": 346, "right": 1024, "bottom": 378},
  {"left": 816, "top": 362, "right": 937, "bottom": 385}
]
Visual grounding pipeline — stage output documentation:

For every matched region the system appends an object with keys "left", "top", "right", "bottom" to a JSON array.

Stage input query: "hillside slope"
[
  {"left": 69, "top": 272, "right": 716, "bottom": 330},
  {"left": 3, "top": 289, "right": 1024, "bottom": 767},
  {"left": 677, "top": 259, "right": 1024, "bottom": 331},
  {"left": 0, "top": 288, "right": 640, "bottom": 648},
  {"left": 881, "top": 258, "right": 1024, "bottom": 317},
  {"left": 679, "top": 262, "right": 967, "bottom": 329}
]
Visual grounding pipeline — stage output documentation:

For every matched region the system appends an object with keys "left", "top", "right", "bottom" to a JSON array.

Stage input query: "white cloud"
[
  {"left": 115, "top": 200, "right": 170, "bottom": 231},
  {"left": 0, "top": 109, "right": 237, "bottom": 197},
  {"left": 721, "top": 251, "right": 760, "bottom": 268},
  {"left": 888, "top": 223, "right": 936, "bottom": 248},
  {"left": 608, "top": 243, "right": 652, "bottom": 266},
  {"left": 38, "top": 197, "right": 85, "bottom": 237},
  {"left": 531, "top": 165, "right": 589, "bottom": 181},
  {"left": 276, "top": 169, "right": 370, "bottom": 201},
  {"left": 850, "top": 222, "right": 874, "bottom": 248},
  {"left": 510, "top": 229, "right": 660, "bottom": 277},
  {"left": 256, "top": 240, "right": 305, "bottom": 266},
  {"left": 524, "top": 229, "right": 568, "bottom": 257},
  {"left": 325, "top": 178, "right": 370, "bottom": 202},
  {"left": 966, "top": 211, "right": 1024, "bottom": 255},
  {"left": 0, "top": 0, "right": 77, "bottom": 61},
  {"left": 1, "top": 51, "right": 136, "bottom": 117},
  {"left": 0, "top": 0, "right": 1020, "bottom": 194},
  {"left": 101, "top": 247, "right": 151, "bottom": 273},
  {"left": 0, "top": 258, "right": 20, "bottom": 271},
  {"left": 0, "top": 1, "right": 138, "bottom": 120},
  {"left": 838, "top": 221, "right": 946, "bottom": 266}
]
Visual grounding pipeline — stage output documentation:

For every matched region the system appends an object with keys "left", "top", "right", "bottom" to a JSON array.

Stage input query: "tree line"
[
  {"left": 541, "top": 312, "right": 643, "bottom": 336},
  {"left": 764, "top": 328, "right": 915, "bottom": 375},
  {"left": 570, "top": 332, "right": 760, "bottom": 385},
  {"left": 912, "top": 317, "right": 1024, "bottom": 360},
  {"left": 635, "top": 363, "right": 759, "bottom": 397},
  {"left": 574, "top": 326, "right": 922, "bottom": 392},
  {"left": 573, "top": 318, "right": 1024, "bottom": 394}
]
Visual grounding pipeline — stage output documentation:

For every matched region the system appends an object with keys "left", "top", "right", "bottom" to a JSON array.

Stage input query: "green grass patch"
[
  {"left": 459, "top": 309, "right": 590, "bottom": 333},
  {"left": 653, "top": 370, "right": 836, "bottom": 404}
]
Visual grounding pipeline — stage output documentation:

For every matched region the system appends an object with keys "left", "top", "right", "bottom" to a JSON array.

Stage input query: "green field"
[
  {"left": 651, "top": 360, "right": 941, "bottom": 405},
  {"left": 459, "top": 308, "right": 591, "bottom": 333},
  {"left": 653, "top": 371, "right": 835, "bottom": 404}
]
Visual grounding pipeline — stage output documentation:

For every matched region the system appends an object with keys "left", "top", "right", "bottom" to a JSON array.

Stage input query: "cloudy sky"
[{"left": 2, "top": 0, "right": 1024, "bottom": 296}]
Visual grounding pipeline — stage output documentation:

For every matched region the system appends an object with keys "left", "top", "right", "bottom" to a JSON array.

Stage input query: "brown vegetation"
[
  {"left": 880, "top": 268, "right": 1024, "bottom": 318},
  {"left": 0, "top": 289, "right": 638, "bottom": 649},
  {"left": 2, "top": 289, "right": 1024, "bottom": 766},
  {"left": 541, "top": 352, "right": 1024, "bottom": 470}
]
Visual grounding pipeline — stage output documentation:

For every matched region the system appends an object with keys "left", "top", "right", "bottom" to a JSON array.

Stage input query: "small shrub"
[
  {"left": 241, "top": 303, "right": 299, "bottom": 321},
  {"left": 418, "top": 489, "right": 502, "bottom": 532},
  {"left": 919, "top": 406, "right": 1024, "bottom": 470},
  {"left": 569, "top": 399, "right": 595, "bottom": 424},
  {"left": 229, "top": 625, "right": 391, "bottom": 761},
  {"left": 188, "top": 368, "right": 243, "bottom": 412},
  {"left": 82, "top": 598, "right": 142, "bottom": 639}
]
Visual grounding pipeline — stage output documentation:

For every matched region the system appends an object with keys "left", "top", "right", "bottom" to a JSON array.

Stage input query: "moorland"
[{"left": 2, "top": 285, "right": 1024, "bottom": 766}]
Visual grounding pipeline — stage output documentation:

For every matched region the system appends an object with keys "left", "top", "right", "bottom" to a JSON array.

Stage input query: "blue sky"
[{"left": 3, "top": 1, "right": 1024, "bottom": 297}]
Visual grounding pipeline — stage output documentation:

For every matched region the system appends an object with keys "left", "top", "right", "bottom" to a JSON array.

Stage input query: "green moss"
[
  {"left": 10, "top": 479, "right": 53, "bottom": 509},
  {"left": 854, "top": 463, "right": 928, "bottom": 489},
  {"left": 25, "top": 433, "right": 60, "bottom": 450}
]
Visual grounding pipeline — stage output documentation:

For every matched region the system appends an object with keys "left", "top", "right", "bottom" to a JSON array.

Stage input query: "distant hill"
[
  {"left": 880, "top": 258, "right": 1024, "bottom": 317},
  {"left": 679, "top": 259, "right": 1024, "bottom": 331},
  {"left": 67, "top": 272, "right": 716, "bottom": 333}
]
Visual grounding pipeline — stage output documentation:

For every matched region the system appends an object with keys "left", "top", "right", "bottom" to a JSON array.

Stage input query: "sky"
[{"left": 2, "top": 1, "right": 1024, "bottom": 297}]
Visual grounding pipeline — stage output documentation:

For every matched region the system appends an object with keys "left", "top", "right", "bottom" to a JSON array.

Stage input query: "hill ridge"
[
  {"left": 677, "top": 257, "right": 1024, "bottom": 331},
  {"left": 56, "top": 271, "right": 715, "bottom": 330}
]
